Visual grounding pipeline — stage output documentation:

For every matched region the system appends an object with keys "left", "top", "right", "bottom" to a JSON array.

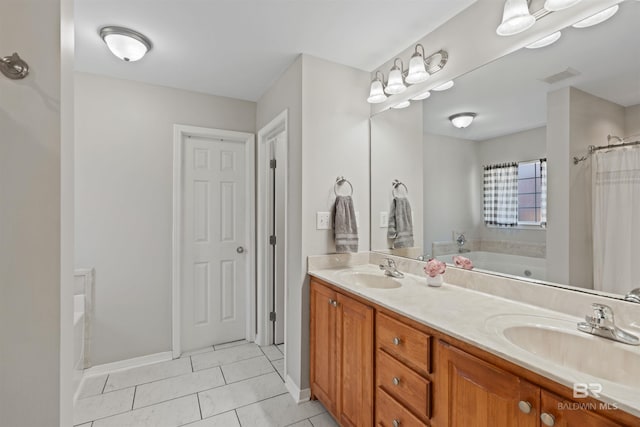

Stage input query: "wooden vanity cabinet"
[
  {"left": 540, "top": 390, "right": 623, "bottom": 427},
  {"left": 309, "top": 276, "right": 638, "bottom": 427},
  {"left": 376, "top": 312, "right": 432, "bottom": 426},
  {"left": 436, "top": 341, "right": 628, "bottom": 427},
  {"left": 436, "top": 340, "right": 539, "bottom": 427},
  {"left": 310, "top": 279, "right": 374, "bottom": 427}
]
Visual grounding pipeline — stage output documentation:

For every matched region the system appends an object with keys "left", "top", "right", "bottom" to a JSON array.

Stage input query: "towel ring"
[
  {"left": 334, "top": 176, "right": 353, "bottom": 197},
  {"left": 392, "top": 179, "right": 408, "bottom": 197}
]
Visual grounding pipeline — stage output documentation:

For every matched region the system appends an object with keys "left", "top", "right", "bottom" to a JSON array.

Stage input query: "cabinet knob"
[
  {"left": 392, "top": 377, "right": 400, "bottom": 386},
  {"left": 540, "top": 413, "right": 555, "bottom": 426},
  {"left": 328, "top": 298, "right": 338, "bottom": 307},
  {"left": 392, "top": 419, "right": 400, "bottom": 427},
  {"left": 518, "top": 400, "right": 532, "bottom": 414},
  {"left": 393, "top": 337, "right": 401, "bottom": 346}
]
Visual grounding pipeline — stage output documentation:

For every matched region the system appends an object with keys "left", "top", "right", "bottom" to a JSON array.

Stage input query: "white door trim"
[
  {"left": 172, "top": 124, "right": 256, "bottom": 359},
  {"left": 256, "top": 110, "right": 288, "bottom": 349}
]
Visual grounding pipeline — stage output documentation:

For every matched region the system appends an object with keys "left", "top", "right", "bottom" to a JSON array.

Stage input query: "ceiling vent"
[{"left": 540, "top": 67, "right": 581, "bottom": 84}]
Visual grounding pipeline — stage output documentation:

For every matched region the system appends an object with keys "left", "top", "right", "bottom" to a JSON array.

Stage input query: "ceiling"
[
  {"left": 75, "top": 0, "right": 476, "bottom": 102},
  {"left": 423, "top": 1, "right": 640, "bottom": 141}
]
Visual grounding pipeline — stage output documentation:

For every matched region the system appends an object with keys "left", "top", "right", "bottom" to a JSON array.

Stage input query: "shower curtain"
[{"left": 592, "top": 147, "right": 640, "bottom": 294}]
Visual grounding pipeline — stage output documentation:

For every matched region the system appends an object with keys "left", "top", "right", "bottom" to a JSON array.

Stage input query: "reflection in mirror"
[{"left": 370, "top": 1, "right": 640, "bottom": 298}]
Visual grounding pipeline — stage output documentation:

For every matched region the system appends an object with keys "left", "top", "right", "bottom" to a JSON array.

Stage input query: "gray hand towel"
[
  {"left": 388, "top": 197, "right": 414, "bottom": 249},
  {"left": 333, "top": 195, "right": 358, "bottom": 253}
]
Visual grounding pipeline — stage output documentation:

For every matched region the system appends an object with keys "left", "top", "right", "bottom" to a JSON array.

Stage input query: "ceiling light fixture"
[
  {"left": 411, "top": 90, "right": 431, "bottom": 101},
  {"left": 385, "top": 58, "right": 407, "bottom": 95},
  {"left": 367, "top": 71, "right": 388, "bottom": 104},
  {"left": 572, "top": 5, "right": 619, "bottom": 28},
  {"left": 526, "top": 31, "right": 562, "bottom": 49},
  {"left": 544, "top": 0, "right": 582, "bottom": 11},
  {"left": 405, "top": 44, "right": 430, "bottom": 84},
  {"left": 449, "top": 112, "right": 477, "bottom": 129},
  {"left": 100, "top": 26, "right": 152, "bottom": 62},
  {"left": 433, "top": 80, "right": 454, "bottom": 91},
  {"left": 392, "top": 101, "right": 411, "bottom": 109},
  {"left": 496, "top": 0, "right": 536, "bottom": 36}
]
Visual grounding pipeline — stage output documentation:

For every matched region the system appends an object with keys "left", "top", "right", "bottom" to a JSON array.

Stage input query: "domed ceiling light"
[
  {"left": 449, "top": 112, "right": 477, "bottom": 129},
  {"left": 100, "top": 26, "right": 152, "bottom": 62}
]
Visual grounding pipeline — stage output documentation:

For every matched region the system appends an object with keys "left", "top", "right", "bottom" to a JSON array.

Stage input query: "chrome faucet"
[
  {"left": 456, "top": 233, "right": 470, "bottom": 253},
  {"left": 379, "top": 258, "right": 404, "bottom": 279},
  {"left": 625, "top": 288, "right": 640, "bottom": 303},
  {"left": 577, "top": 303, "right": 639, "bottom": 345}
]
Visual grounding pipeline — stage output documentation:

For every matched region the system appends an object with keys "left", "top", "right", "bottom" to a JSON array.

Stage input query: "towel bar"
[
  {"left": 392, "top": 179, "right": 408, "bottom": 197},
  {"left": 334, "top": 176, "right": 353, "bottom": 196}
]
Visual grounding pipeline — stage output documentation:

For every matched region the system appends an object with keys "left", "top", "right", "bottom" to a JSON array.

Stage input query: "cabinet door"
[
  {"left": 540, "top": 390, "right": 623, "bottom": 427},
  {"left": 437, "top": 342, "right": 539, "bottom": 427},
  {"left": 310, "top": 280, "right": 338, "bottom": 414},
  {"left": 337, "top": 293, "right": 374, "bottom": 427}
]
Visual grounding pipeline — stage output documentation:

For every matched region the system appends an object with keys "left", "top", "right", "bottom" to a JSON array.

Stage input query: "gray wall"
[
  {"left": 75, "top": 72, "right": 256, "bottom": 365},
  {"left": 423, "top": 133, "right": 478, "bottom": 253},
  {"left": 547, "top": 87, "right": 627, "bottom": 289},
  {"left": 0, "top": 0, "right": 70, "bottom": 425},
  {"left": 256, "top": 56, "right": 304, "bottom": 389},
  {"left": 256, "top": 54, "right": 370, "bottom": 393},
  {"left": 371, "top": 103, "right": 424, "bottom": 253}
]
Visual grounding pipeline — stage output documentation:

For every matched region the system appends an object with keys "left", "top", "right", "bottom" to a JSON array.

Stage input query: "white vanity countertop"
[{"left": 308, "top": 264, "right": 640, "bottom": 417}]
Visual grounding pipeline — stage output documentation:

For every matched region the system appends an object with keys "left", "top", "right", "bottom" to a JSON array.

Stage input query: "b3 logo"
[{"left": 573, "top": 383, "right": 602, "bottom": 398}]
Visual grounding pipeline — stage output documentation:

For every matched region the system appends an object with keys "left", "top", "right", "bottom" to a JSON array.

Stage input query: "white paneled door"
[{"left": 180, "top": 132, "right": 250, "bottom": 352}]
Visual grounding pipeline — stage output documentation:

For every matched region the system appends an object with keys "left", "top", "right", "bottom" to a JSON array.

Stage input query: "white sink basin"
[
  {"left": 336, "top": 271, "right": 402, "bottom": 289},
  {"left": 485, "top": 314, "right": 640, "bottom": 388}
]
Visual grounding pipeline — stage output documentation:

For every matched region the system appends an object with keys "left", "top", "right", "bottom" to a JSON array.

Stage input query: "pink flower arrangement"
[
  {"left": 453, "top": 255, "right": 473, "bottom": 270},
  {"left": 424, "top": 258, "right": 446, "bottom": 278}
]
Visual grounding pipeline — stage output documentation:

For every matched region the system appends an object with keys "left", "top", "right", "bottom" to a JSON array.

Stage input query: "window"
[
  {"left": 483, "top": 158, "right": 546, "bottom": 227},
  {"left": 517, "top": 159, "right": 546, "bottom": 225}
]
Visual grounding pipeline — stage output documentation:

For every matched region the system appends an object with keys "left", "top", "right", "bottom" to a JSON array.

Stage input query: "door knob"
[
  {"left": 540, "top": 413, "right": 555, "bottom": 426},
  {"left": 518, "top": 401, "right": 532, "bottom": 414},
  {"left": 236, "top": 246, "right": 245, "bottom": 253}
]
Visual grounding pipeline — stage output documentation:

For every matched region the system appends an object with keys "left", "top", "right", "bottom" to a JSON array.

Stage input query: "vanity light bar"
[{"left": 367, "top": 48, "right": 449, "bottom": 104}]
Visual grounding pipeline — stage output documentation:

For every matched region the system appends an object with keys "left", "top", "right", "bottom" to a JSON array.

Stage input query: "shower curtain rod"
[{"left": 573, "top": 134, "right": 640, "bottom": 164}]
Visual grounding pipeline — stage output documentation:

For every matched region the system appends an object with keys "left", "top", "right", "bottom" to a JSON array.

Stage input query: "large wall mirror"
[{"left": 371, "top": 1, "right": 640, "bottom": 300}]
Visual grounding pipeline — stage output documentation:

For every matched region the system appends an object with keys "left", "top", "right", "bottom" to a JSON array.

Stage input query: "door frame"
[
  {"left": 256, "top": 110, "right": 288, "bottom": 348},
  {"left": 172, "top": 124, "right": 256, "bottom": 358}
]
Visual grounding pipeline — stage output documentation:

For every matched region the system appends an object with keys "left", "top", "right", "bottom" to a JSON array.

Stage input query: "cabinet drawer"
[
  {"left": 377, "top": 388, "right": 427, "bottom": 427},
  {"left": 377, "top": 350, "right": 431, "bottom": 420},
  {"left": 377, "top": 312, "right": 431, "bottom": 375}
]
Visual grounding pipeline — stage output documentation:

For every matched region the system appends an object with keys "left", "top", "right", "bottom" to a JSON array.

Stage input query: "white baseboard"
[
  {"left": 84, "top": 351, "right": 173, "bottom": 376},
  {"left": 285, "top": 374, "right": 311, "bottom": 403}
]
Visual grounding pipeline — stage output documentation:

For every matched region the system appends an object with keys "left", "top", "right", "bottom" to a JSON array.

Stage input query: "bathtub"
[{"left": 437, "top": 251, "right": 546, "bottom": 281}]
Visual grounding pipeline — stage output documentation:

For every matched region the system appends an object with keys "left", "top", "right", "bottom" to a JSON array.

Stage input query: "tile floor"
[{"left": 74, "top": 341, "right": 337, "bottom": 427}]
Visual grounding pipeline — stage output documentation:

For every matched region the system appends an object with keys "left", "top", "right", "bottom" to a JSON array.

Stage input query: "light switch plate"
[
  {"left": 380, "top": 212, "right": 389, "bottom": 228},
  {"left": 316, "top": 212, "right": 331, "bottom": 230}
]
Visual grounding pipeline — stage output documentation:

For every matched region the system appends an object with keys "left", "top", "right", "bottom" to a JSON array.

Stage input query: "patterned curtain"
[
  {"left": 540, "top": 158, "right": 547, "bottom": 225},
  {"left": 483, "top": 162, "right": 518, "bottom": 227}
]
